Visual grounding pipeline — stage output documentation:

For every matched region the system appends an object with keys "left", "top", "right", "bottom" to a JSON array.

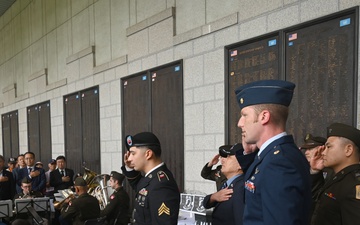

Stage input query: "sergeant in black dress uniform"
[
  {"left": 100, "top": 171, "right": 130, "bottom": 225},
  {"left": 59, "top": 177, "right": 100, "bottom": 225},
  {"left": 310, "top": 123, "right": 360, "bottom": 225},
  {"left": 121, "top": 132, "right": 180, "bottom": 225}
]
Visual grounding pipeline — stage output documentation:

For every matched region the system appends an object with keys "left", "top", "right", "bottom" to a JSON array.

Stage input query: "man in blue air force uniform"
[{"left": 235, "top": 80, "right": 311, "bottom": 225}]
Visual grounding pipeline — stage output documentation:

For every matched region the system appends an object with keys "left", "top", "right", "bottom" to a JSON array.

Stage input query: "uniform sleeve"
[
  {"left": 340, "top": 183, "right": 360, "bottom": 225},
  {"left": 200, "top": 164, "right": 216, "bottom": 181},
  {"left": 232, "top": 181, "right": 245, "bottom": 225},
  {"left": 60, "top": 200, "right": 79, "bottom": 221},
  {"left": 261, "top": 156, "right": 310, "bottom": 225},
  {"left": 100, "top": 194, "right": 119, "bottom": 218},
  {"left": 148, "top": 181, "right": 180, "bottom": 225},
  {"left": 121, "top": 166, "right": 142, "bottom": 190}
]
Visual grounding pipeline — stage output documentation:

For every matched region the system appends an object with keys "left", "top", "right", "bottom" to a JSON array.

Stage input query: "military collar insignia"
[
  {"left": 158, "top": 202, "right": 170, "bottom": 216},
  {"left": 157, "top": 171, "right": 169, "bottom": 181},
  {"left": 274, "top": 150, "right": 280, "bottom": 155}
]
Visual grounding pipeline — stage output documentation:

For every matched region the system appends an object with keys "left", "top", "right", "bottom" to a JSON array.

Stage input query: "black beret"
[
  {"left": 235, "top": 79, "right": 295, "bottom": 109},
  {"left": 300, "top": 134, "right": 326, "bottom": 149},
  {"left": 219, "top": 144, "right": 242, "bottom": 157},
  {"left": 125, "top": 132, "right": 160, "bottom": 150},
  {"left": 327, "top": 123, "right": 360, "bottom": 148},
  {"left": 110, "top": 171, "right": 125, "bottom": 183},
  {"left": 74, "top": 177, "right": 87, "bottom": 187}
]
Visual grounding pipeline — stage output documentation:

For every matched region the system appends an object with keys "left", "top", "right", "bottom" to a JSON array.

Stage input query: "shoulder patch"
[
  {"left": 356, "top": 185, "right": 360, "bottom": 200},
  {"left": 157, "top": 171, "right": 169, "bottom": 181}
]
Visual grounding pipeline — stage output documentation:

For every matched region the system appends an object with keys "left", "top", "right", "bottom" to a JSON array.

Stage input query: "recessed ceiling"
[{"left": 0, "top": 0, "right": 16, "bottom": 17}]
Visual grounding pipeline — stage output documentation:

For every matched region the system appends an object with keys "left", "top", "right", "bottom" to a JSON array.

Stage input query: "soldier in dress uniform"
[
  {"left": 14, "top": 177, "right": 43, "bottom": 199},
  {"left": 310, "top": 123, "right": 360, "bottom": 225},
  {"left": 235, "top": 80, "right": 311, "bottom": 225},
  {"left": 200, "top": 145, "right": 230, "bottom": 191},
  {"left": 59, "top": 177, "right": 100, "bottom": 225},
  {"left": 121, "top": 132, "right": 180, "bottom": 225},
  {"left": 100, "top": 171, "right": 130, "bottom": 225}
]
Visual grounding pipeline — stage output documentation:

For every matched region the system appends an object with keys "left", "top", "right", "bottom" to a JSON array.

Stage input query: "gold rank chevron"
[{"left": 158, "top": 202, "right": 170, "bottom": 216}]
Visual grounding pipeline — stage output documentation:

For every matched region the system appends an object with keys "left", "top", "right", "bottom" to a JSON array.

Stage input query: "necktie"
[
  {"left": 61, "top": 170, "right": 65, "bottom": 177},
  {"left": 221, "top": 182, "right": 228, "bottom": 189},
  {"left": 28, "top": 167, "right": 32, "bottom": 174}
]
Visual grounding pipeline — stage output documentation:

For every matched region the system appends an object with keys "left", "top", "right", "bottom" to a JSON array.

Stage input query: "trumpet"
[{"left": 53, "top": 189, "right": 75, "bottom": 210}]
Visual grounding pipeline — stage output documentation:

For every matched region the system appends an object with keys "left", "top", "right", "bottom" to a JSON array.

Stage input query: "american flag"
[
  {"left": 230, "top": 50, "right": 238, "bottom": 57},
  {"left": 289, "top": 33, "right": 297, "bottom": 41}
]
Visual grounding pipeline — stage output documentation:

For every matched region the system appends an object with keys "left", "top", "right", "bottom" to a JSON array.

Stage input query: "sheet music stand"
[
  {"left": 0, "top": 200, "right": 13, "bottom": 218},
  {"left": 14, "top": 199, "right": 33, "bottom": 215},
  {"left": 26, "top": 206, "right": 44, "bottom": 225},
  {"left": 32, "top": 197, "right": 49, "bottom": 212}
]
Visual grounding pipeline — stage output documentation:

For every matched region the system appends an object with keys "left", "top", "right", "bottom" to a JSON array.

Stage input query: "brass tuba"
[{"left": 83, "top": 166, "right": 110, "bottom": 210}]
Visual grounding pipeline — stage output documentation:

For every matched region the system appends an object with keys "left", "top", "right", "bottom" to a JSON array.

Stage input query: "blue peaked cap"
[{"left": 235, "top": 79, "right": 296, "bottom": 109}]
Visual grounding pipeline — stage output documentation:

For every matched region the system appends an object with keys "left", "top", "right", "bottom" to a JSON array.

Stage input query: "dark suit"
[
  {"left": 121, "top": 163, "right": 180, "bottom": 225},
  {"left": 203, "top": 175, "right": 244, "bottom": 225},
  {"left": 100, "top": 186, "right": 130, "bottom": 225},
  {"left": 50, "top": 168, "right": 74, "bottom": 192},
  {"left": 0, "top": 169, "right": 15, "bottom": 200},
  {"left": 12, "top": 167, "right": 23, "bottom": 194},
  {"left": 243, "top": 135, "right": 311, "bottom": 225},
  {"left": 17, "top": 167, "right": 46, "bottom": 193},
  {"left": 311, "top": 164, "right": 360, "bottom": 225}
]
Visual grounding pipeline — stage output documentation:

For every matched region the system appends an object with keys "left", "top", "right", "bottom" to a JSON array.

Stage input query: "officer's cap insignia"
[
  {"left": 158, "top": 202, "right": 170, "bottom": 216},
  {"left": 157, "top": 171, "right": 169, "bottom": 181},
  {"left": 356, "top": 185, "right": 360, "bottom": 200},
  {"left": 274, "top": 150, "right": 280, "bottom": 155}
]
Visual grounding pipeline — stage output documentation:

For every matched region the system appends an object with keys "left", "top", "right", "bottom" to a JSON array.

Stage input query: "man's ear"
[
  {"left": 260, "top": 110, "right": 270, "bottom": 125},
  {"left": 145, "top": 149, "right": 154, "bottom": 160},
  {"left": 344, "top": 144, "right": 354, "bottom": 157}
]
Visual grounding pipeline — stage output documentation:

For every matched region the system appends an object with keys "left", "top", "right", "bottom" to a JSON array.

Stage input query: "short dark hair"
[
  {"left": 24, "top": 152, "right": 35, "bottom": 158},
  {"left": 56, "top": 155, "right": 66, "bottom": 161}
]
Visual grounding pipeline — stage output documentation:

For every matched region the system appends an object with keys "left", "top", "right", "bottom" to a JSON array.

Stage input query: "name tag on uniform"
[{"left": 245, "top": 180, "right": 256, "bottom": 193}]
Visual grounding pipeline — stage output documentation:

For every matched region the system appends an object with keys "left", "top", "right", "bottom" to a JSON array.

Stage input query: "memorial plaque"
[
  {"left": 226, "top": 36, "right": 280, "bottom": 144},
  {"left": 286, "top": 11, "right": 357, "bottom": 144}
]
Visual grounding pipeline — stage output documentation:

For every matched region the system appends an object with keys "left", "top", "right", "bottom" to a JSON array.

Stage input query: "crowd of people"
[
  {"left": 0, "top": 153, "right": 130, "bottom": 225},
  {"left": 1, "top": 79, "right": 360, "bottom": 225}
]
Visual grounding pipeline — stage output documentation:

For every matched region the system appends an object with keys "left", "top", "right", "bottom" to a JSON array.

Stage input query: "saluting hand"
[
  {"left": 208, "top": 154, "right": 220, "bottom": 167},
  {"left": 309, "top": 145, "right": 325, "bottom": 172},
  {"left": 124, "top": 152, "right": 134, "bottom": 169}
]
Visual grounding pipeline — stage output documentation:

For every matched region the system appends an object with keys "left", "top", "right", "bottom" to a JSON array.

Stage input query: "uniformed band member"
[
  {"left": 14, "top": 177, "right": 43, "bottom": 199},
  {"left": 100, "top": 171, "right": 130, "bottom": 225},
  {"left": 235, "top": 79, "right": 311, "bottom": 225},
  {"left": 121, "top": 132, "right": 180, "bottom": 225},
  {"left": 59, "top": 177, "right": 100, "bottom": 225},
  {"left": 310, "top": 123, "right": 360, "bottom": 225},
  {"left": 203, "top": 143, "right": 256, "bottom": 225},
  {"left": 200, "top": 145, "right": 230, "bottom": 191}
]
